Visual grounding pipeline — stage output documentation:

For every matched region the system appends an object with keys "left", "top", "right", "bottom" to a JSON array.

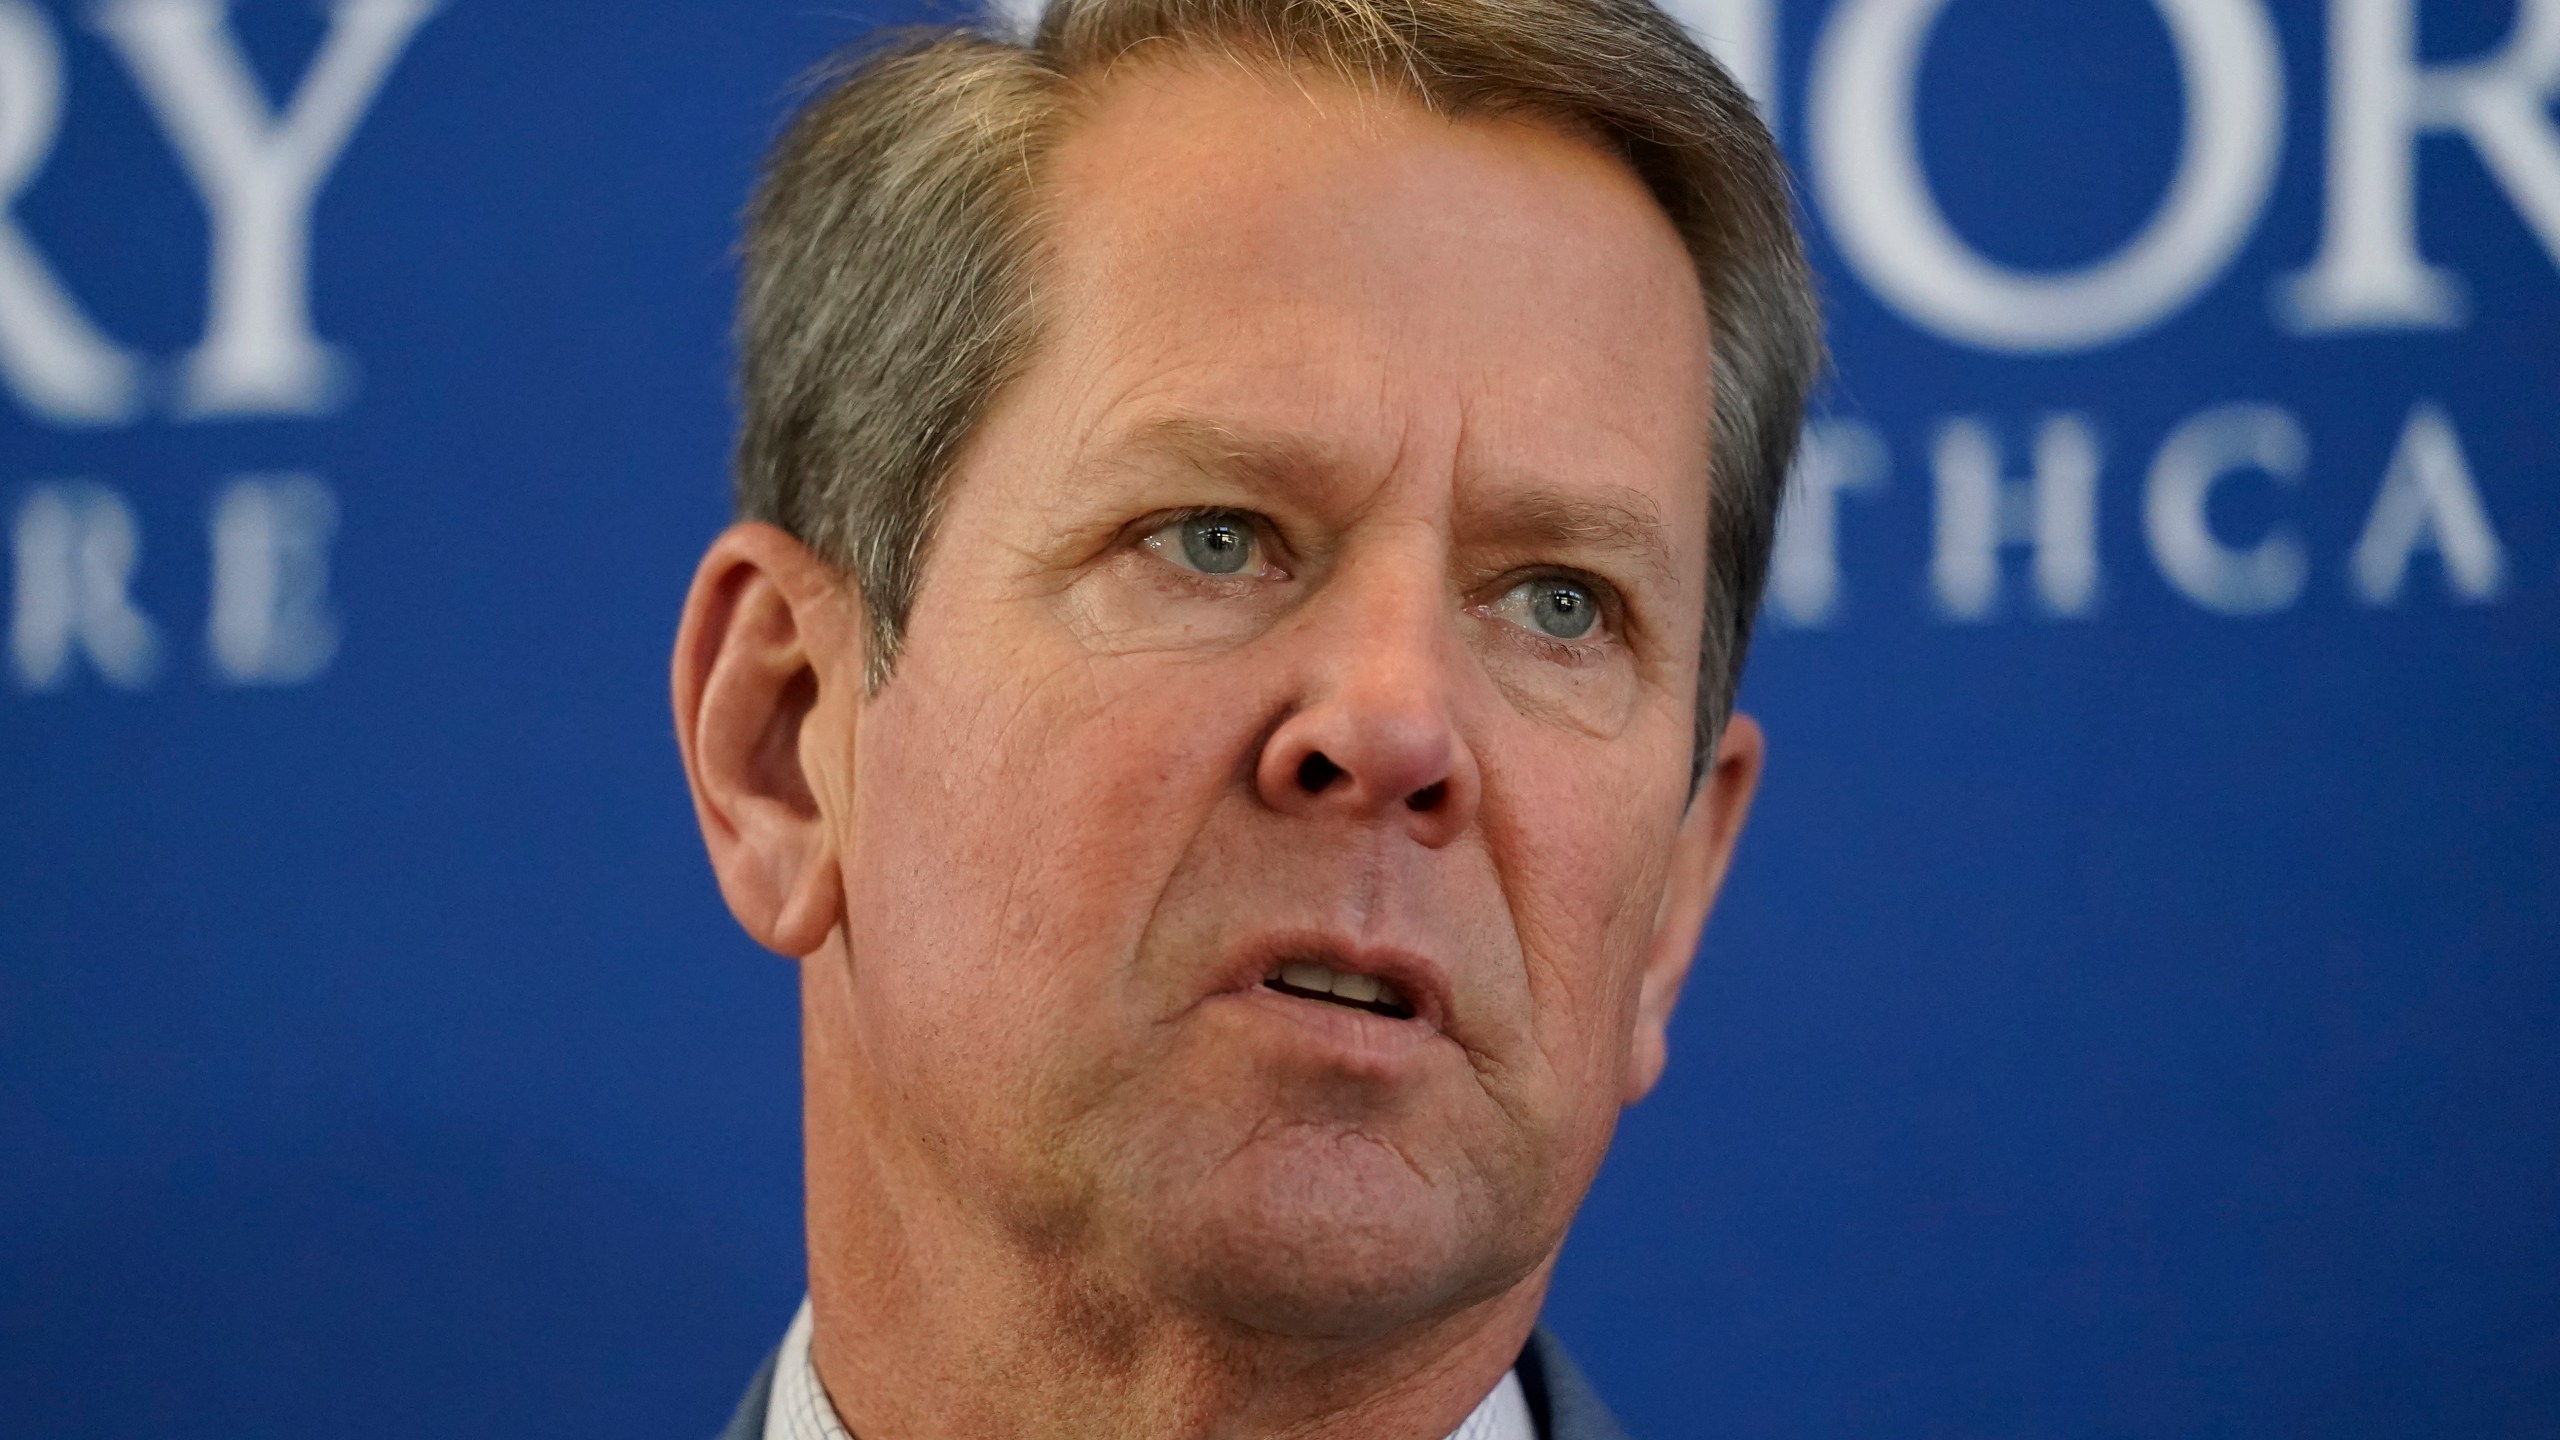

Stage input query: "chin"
[{"left": 1134, "top": 1121, "right": 1536, "bottom": 1339}]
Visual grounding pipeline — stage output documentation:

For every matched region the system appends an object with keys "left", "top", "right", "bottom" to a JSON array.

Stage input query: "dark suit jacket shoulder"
[
  {"left": 718, "top": 1342, "right": 780, "bottom": 1440},
  {"left": 717, "top": 1326, "right": 1631, "bottom": 1440},
  {"left": 1515, "top": 1327, "right": 1635, "bottom": 1440}
]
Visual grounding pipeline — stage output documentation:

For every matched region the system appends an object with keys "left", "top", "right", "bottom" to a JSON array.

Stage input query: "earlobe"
[
  {"left": 1622, "top": 712, "right": 1766, "bottom": 1104},
  {"left": 671, "top": 523, "right": 861, "bottom": 960}
]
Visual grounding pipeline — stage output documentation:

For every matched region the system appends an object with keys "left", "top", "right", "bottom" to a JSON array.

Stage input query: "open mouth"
[{"left": 1264, "top": 960, "right": 1416, "bottom": 1020}]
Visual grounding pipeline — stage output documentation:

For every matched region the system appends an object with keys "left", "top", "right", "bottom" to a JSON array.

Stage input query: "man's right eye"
[{"left": 1143, "top": 511, "right": 1270, "bottom": 578}]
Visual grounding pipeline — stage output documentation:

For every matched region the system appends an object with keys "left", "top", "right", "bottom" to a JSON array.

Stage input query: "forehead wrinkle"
[{"left": 1458, "top": 482, "right": 1677, "bottom": 586}]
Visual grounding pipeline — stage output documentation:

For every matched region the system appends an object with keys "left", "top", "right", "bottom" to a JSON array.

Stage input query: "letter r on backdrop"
[
  {"left": 0, "top": 1, "right": 141, "bottom": 425},
  {"left": 10, "top": 483, "right": 157, "bottom": 690},
  {"left": 2283, "top": 0, "right": 2560, "bottom": 330}
]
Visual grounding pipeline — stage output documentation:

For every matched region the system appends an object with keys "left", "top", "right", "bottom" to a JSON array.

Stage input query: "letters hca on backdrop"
[{"left": 3, "top": 1, "right": 2552, "bottom": 1437}]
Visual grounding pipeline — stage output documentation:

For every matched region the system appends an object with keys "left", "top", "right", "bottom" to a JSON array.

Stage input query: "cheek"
[
  {"left": 1060, "top": 549, "right": 1293, "bottom": 656},
  {"left": 1482, "top": 740, "right": 1683, "bottom": 1101},
  {"left": 1468, "top": 623, "right": 1643, "bottom": 742},
  {"left": 836, "top": 620, "right": 1264, "bottom": 1115}
]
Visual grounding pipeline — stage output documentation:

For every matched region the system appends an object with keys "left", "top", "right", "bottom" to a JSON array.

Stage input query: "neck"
[{"left": 795, "top": 948, "right": 1549, "bottom": 1439}]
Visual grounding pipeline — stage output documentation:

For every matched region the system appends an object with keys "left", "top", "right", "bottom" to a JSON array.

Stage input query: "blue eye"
[
  {"left": 1494, "top": 577, "right": 1601, "bottom": 640},
  {"left": 1150, "top": 512, "right": 1260, "bottom": 576}
]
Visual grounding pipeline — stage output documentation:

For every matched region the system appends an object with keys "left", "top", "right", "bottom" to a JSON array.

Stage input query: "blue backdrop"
[{"left": 3, "top": 1, "right": 2552, "bottom": 1435}]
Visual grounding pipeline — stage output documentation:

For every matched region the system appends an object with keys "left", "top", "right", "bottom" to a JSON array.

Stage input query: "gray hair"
[{"left": 735, "top": 0, "right": 1824, "bottom": 779}]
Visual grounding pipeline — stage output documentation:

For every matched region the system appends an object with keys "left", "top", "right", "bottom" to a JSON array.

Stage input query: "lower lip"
[{"left": 1203, "top": 982, "right": 1454, "bottom": 1076}]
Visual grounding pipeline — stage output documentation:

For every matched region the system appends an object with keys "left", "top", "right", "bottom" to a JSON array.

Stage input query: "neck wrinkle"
[{"left": 796, "top": 948, "right": 1552, "bottom": 1439}]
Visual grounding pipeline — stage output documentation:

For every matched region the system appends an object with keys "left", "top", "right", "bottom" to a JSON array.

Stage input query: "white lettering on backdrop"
[
  {"left": 0, "top": 1, "right": 141, "bottom": 424},
  {"left": 0, "top": 0, "right": 432, "bottom": 422},
  {"left": 2282, "top": 0, "right": 2560, "bottom": 331},
  {"left": 2350, "top": 402, "right": 2509, "bottom": 604},
  {"left": 1809, "top": 0, "right": 2286, "bottom": 352},
  {"left": 1768, "top": 418, "right": 1888, "bottom": 627},
  {"left": 2143, "top": 403, "right": 2311, "bottom": 617},
  {"left": 0, "top": 0, "right": 438, "bottom": 692},
  {"left": 91, "top": 0, "right": 438, "bottom": 416},
  {"left": 207, "top": 473, "right": 340, "bottom": 684},
  {"left": 8, "top": 471, "right": 355, "bottom": 692},
  {"left": 1764, "top": 399, "right": 2522, "bottom": 628},
  {"left": 1929, "top": 415, "right": 2104, "bottom": 619},
  {"left": 11, "top": 483, "right": 158, "bottom": 689}
]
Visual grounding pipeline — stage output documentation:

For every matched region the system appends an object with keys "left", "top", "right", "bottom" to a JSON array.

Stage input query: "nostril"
[
  {"left": 1405, "top": 781, "right": 1447, "bottom": 812},
  {"left": 1296, "top": 752, "right": 1344, "bottom": 795}
]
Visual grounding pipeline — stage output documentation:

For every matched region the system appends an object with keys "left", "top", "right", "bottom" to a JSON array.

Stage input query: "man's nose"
[{"left": 1251, "top": 573, "right": 1481, "bottom": 849}]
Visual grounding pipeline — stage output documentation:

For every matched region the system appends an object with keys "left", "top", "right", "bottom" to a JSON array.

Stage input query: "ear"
[
  {"left": 1623, "top": 712, "right": 1765, "bottom": 1104},
  {"left": 671, "top": 522, "right": 861, "bottom": 959}
]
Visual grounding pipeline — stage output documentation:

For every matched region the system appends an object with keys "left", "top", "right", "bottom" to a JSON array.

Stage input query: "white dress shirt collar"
[{"left": 763, "top": 1297, "right": 1538, "bottom": 1440}]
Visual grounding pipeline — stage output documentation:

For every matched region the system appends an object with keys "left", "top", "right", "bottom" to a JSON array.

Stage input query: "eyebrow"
[
  {"left": 1068, "top": 413, "right": 1335, "bottom": 499},
  {"left": 1462, "top": 485, "right": 1677, "bottom": 585}
]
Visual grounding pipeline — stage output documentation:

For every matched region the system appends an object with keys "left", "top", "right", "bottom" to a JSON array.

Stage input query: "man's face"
[{"left": 811, "top": 61, "right": 1729, "bottom": 1336}]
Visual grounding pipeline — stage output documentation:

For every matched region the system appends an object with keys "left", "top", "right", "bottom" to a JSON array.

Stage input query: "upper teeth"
[{"left": 1277, "top": 960, "right": 1406, "bottom": 1010}]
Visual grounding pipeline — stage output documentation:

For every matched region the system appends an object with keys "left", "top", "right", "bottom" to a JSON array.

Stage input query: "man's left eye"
[
  {"left": 1490, "top": 576, "right": 1603, "bottom": 641},
  {"left": 1144, "top": 511, "right": 1267, "bottom": 577}
]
